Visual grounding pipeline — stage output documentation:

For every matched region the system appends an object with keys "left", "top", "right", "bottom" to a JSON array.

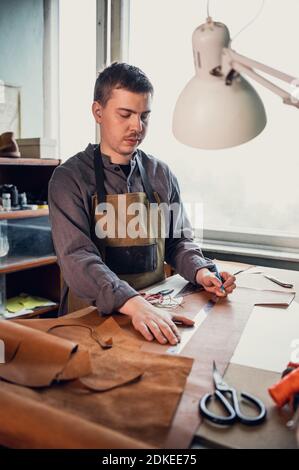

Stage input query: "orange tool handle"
[{"left": 268, "top": 367, "right": 299, "bottom": 407}]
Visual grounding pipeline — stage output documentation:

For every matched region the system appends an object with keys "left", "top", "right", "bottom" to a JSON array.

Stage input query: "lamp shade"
[{"left": 172, "top": 19, "right": 267, "bottom": 149}]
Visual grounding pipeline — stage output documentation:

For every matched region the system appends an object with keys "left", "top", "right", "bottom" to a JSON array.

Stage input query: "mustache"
[{"left": 125, "top": 134, "right": 142, "bottom": 140}]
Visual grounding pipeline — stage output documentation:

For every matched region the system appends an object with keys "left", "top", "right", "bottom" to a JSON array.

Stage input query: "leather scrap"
[
  {"left": 57, "top": 349, "right": 91, "bottom": 381},
  {"left": 0, "top": 386, "right": 149, "bottom": 449},
  {"left": 236, "top": 272, "right": 296, "bottom": 293},
  {"left": 231, "top": 286, "right": 295, "bottom": 307},
  {"left": 0, "top": 317, "right": 143, "bottom": 392},
  {"left": 79, "top": 365, "right": 143, "bottom": 392},
  {"left": 47, "top": 323, "right": 113, "bottom": 349},
  {"left": 0, "top": 320, "right": 84, "bottom": 387},
  {"left": 0, "top": 313, "right": 193, "bottom": 448},
  {"left": 16, "top": 314, "right": 114, "bottom": 349}
]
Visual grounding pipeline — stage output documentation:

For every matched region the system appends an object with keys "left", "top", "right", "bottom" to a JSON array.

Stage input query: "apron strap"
[
  {"left": 93, "top": 145, "right": 106, "bottom": 204},
  {"left": 136, "top": 150, "right": 157, "bottom": 204},
  {"left": 94, "top": 145, "right": 157, "bottom": 204}
]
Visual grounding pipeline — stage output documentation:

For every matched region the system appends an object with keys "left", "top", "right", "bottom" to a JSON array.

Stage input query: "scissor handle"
[
  {"left": 156, "top": 288, "right": 174, "bottom": 296},
  {"left": 199, "top": 390, "right": 267, "bottom": 426},
  {"left": 199, "top": 390, "right": 237, "bottom": 425},
  {"left": 233, "top": 391, "right": 267, "bottom": 425}
]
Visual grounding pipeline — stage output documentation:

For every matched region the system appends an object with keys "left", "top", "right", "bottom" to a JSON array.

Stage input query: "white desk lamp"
[{"left": 173, "top": 17, "right": 299, "bottom": 149}]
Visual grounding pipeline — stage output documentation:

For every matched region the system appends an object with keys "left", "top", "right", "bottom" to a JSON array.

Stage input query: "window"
[
  {"left": 59, "top": 0, "right": 97, "bottom": 160},
  {"left": 128, "top": 0, "right": 299, "bottom": 249}
]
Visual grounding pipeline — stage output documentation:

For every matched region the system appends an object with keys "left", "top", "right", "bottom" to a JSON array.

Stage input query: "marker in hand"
[{"left": 214, "top": 266, "right": 226, "bottom": 294}]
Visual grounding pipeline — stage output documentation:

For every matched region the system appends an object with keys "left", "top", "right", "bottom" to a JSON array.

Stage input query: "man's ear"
[{"left": 92, "top": 101, "right": 103, "bottom": 123}]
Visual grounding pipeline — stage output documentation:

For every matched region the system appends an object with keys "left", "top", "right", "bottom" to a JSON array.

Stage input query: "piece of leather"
[
  {"left": 0, "top": 320, "right": 80, "bottom": 387},
  {"left": 236, "top": 272, "right": 296, "bottom": 294},
  {"left": 229, "top": 286, "right": 295, "bottom": 306},
  {"left": 47, "top": 322, "right": 113, "bottom": 349},
  {"left": 0, "top": 386, "right": 149, "bottom": 449},
  {"left": 196, "top": 363, "right": 298, "bottom": 449},
  {"left": 141, "top": 272, "right": 295, "bottom": 448},
  {"left": 0, "top": 315, "right": 142, "bottom": 393},
  {"left": 3, "top": 267, "right": 294, "bottom": 448},
  {"left": 57, "top": 349, "right": 91, "bottom": 381},
  {"left": 0, "top": 132, "right": 20, "bottom": 157},
  {"left": 161, "top": 298, "right": 255, "bottom": 448},
  {"left": 79, "top": 362, "right": 143, "bottom": 392},
  {"left": 0, "top": 311, "right": 193, "bottom": 448}
]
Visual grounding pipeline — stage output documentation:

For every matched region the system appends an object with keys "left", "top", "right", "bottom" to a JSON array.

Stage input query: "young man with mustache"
[{"left": 49, "top": 63, "right": 236, "bottom": 345}]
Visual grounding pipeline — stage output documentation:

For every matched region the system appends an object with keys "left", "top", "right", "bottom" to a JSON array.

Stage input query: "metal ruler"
[{"left": 167, "top": 299, "right": 217, "bottom": 355}]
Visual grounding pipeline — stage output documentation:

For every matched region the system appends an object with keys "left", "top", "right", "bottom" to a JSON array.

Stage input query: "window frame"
[
  {"left": 101, "top": 0, "right": 299, "bottom": 265},
  {"left": 199, "top": 227, "right": 299, "bottom": 264}
]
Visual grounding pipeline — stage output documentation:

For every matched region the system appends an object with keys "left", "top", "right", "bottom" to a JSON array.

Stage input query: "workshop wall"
[{"left": 0, "top": 0, "right": 44, "bottom": 137}]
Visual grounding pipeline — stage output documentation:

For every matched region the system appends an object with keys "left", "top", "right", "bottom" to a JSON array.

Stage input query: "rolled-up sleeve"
[
  {"left": 48, "top": 167, "right": 139, "bottom": 315},
  {"left": 164, "top": 170, "right": 216, "bottom": 284}
]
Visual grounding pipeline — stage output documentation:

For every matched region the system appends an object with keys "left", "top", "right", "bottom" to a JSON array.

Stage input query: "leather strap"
[{"left": 93, "top": 145, "right": 106, "bottom": 204}]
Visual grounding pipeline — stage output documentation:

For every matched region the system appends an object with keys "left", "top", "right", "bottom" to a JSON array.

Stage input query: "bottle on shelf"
[{"left": 2, "top": 193, "right": 11, "bottom": 211}]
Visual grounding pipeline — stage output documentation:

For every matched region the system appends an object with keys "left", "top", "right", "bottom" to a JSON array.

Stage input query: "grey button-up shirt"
[{"left": 48, "top": 144, "right": 215, "bottom": 315}]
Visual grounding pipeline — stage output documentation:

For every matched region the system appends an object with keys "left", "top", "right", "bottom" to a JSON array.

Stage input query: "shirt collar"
[
  {"left": 98, "top": 145, "right": 138, "bottom": 169},
  {"left": 85, "top": 143, "right": 139, "bottom": 170}
]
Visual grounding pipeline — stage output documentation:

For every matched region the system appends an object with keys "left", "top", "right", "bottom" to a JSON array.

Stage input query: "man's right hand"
[{"left": 118, "top": 295, "right": 194, "bottom": 345}]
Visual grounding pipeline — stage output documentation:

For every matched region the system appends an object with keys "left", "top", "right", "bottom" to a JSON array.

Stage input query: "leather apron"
[{"left": 92, "top": 146, "right": 166, "bottom": 290}]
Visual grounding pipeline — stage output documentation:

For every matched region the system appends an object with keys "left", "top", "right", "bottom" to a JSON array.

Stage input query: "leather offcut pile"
[{"left": 0, "top": 308, "right": 193, "bottom": 449}]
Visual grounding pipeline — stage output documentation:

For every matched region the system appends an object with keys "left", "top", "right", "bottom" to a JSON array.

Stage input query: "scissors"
[
  {"left": 199, "top": 361, "right": 267, "bottom": 426},
  {"left": 155, "top": 288, "right": 174, "bottom": 296}
]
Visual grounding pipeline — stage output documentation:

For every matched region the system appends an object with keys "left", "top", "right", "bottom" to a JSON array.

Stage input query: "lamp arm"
[{"left": 221, "top": 48, "right": 299, "bottom": 108}]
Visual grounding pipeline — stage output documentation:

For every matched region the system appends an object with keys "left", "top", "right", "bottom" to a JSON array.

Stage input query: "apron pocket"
[{"left": 105, "top": 244, "right": 157, "bottom": 275}]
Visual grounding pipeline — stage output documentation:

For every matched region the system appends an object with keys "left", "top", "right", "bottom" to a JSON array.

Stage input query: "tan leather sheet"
[
  {"left": 0, "top": 320, "right": 90, "bottom": 387},
  {"left": 196, "top": 363, "right": 298, "bottom": 449},
  {"left": 0, "top": 386, "right": 147, "bottom": 449},
  {"left": 0, "top": 317, "right": 141, "bottom": 392},
  {"left": 0, "top": 269, "right": 296, "bottom": 449},
  {"left": 236, "top": 272, "right": 296, "bottom": 293},
  {"left": 0, "top": 310, "right": 193, "bottom": 449}
]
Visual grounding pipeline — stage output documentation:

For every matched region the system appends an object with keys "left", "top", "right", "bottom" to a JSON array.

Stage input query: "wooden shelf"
[
  {"left": 0, "top": 255, "right": 57, "bottom": 274},
  {"left": 0, "top": 158, "right": 60, "bottom": 166},
  {"left": 0, "top": 208, "right": 49, "bottom": 220},
  {"left": 1, "top": 156, "right": 61, "bottom": 318}
]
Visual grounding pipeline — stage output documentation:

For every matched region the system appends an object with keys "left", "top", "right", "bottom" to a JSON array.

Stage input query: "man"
[{"left": 49, "top": 63, "right": 236, "bottom": 346}]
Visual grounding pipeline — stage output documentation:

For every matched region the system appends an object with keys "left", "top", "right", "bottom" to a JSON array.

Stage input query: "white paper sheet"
[
  {"left": 231, "top": 300, "right": 299, "bottom": 373},
  {"left": 141, "top": 273, "right": 189, "bottom": 298}
]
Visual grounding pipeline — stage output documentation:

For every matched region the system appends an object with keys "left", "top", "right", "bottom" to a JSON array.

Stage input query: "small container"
[
  {"left": 2, "top": 193, "right": 11, "bottom": 212},
  {"left": 18, "top": 192, "right": 27, "bottom": 207},
  {"left": 1, "top": 184, "right": 18, "bottom": 206}
]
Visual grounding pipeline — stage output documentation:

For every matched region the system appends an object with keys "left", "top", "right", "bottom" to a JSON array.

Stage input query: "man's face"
[{"left": 93, "top": 88, "right": 152, "bottom": 158}]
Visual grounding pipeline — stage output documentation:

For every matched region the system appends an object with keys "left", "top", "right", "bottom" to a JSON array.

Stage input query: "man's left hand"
[{"left": 196, "top": 268, "right": 236, "bottom": 297}]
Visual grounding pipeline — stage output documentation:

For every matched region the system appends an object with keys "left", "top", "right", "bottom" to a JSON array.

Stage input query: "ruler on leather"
[{"left": 167, "top": 298, "right": 218, "bottom": 355}]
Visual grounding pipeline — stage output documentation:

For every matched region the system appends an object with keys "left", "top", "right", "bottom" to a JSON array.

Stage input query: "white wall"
[{"left": 0, "top": 0, "right": 44, "bottom": 137}]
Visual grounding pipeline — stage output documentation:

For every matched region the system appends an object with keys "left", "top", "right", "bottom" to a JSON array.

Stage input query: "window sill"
[
  {"left": 201, "top": 240, "right": 299, "bottom": 263},
  {"left": 193, "top": 227, "right": 299, "bottom": 267}
]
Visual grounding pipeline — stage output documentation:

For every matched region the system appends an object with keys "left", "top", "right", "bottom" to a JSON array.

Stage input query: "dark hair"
[{"left": 94, "top": 62, "right": 154, "bottom": 106}]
